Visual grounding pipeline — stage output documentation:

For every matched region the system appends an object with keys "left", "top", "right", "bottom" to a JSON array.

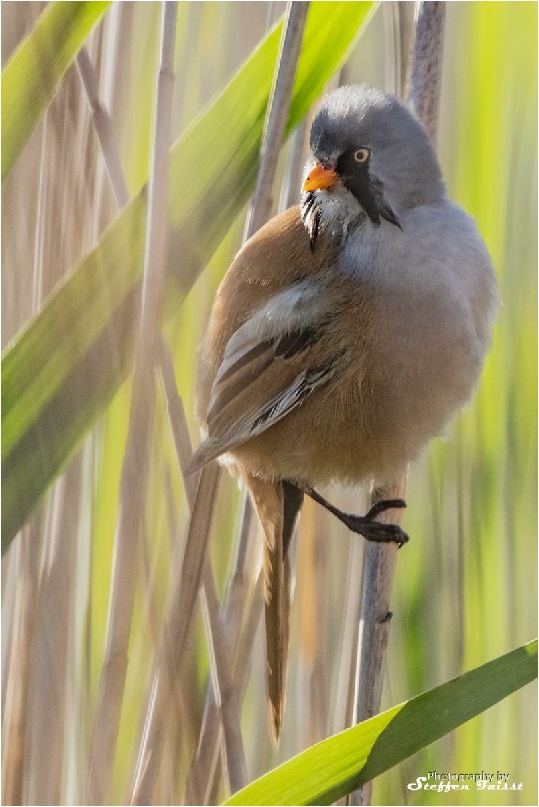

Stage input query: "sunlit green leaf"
[
  {"left": 2, "top": 1, "right": 111, "bottom": 182},
  {"left": 224, "top": 641, "right": 537, "bottom": 806}
]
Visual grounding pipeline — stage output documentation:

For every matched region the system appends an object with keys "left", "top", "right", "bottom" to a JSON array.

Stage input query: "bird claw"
[
  {"left": 342, "top": 499, "right": 409, "bottom": 547},
  {"left": 304, "top": 488, "right": 409, "bottom": 547},
  {"left": 352, "top": 516, "right": 409, "bottom": 547}
]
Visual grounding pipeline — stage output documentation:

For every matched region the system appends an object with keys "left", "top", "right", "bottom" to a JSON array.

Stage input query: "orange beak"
[{"left": 302, "top": 163, "right": 339, "bottom": 192}]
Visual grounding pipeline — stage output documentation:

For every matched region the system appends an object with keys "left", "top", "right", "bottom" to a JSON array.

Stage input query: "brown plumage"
[{"left": 191, "top": 207, "right": 391, "bottom": 485}]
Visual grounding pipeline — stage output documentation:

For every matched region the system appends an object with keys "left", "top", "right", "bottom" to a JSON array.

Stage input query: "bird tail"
[{"left": 246, "top": 475, "right": 304, "bottom": 742}]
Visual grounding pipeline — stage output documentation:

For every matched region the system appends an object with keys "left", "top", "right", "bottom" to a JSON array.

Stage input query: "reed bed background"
[{"left": 2, "top": 2, "right": 537, "bottom": 805}]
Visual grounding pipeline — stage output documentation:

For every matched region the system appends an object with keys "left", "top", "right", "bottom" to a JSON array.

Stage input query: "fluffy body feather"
[{"left": 192, "top": 203, "right": 496, "bottom": 485}]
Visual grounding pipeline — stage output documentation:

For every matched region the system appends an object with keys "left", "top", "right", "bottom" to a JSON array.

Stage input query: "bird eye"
[{"left": 353, "top": 148, "right": 370, "bottom": 163}]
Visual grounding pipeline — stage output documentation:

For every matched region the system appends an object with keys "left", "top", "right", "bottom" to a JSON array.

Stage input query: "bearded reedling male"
[{"left": 187, "top": 85, "right": 498, "bottom": 739}]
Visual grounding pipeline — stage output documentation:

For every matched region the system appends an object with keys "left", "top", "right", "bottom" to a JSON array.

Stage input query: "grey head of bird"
[{"left": 302, "top": 84, "right": 446, "bottom": 240}]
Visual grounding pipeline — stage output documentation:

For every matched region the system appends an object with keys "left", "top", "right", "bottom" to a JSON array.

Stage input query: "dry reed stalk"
[
  {"left": 128, "top": 342, "right": 247, "bottom": 802},
  {"left": 244, "top": 0, "right": 310, "bottom": 239},
  {"left": 25, "top": 465, "right": 82, "bottom": 805},
  {"left": 186, "top": 564, "right": 257, "bottom": 797},
  {"left": 157, "top": 343, "right": 198, "bottom": 506},
  {"left": 406, "top": 1, "right": 446, "bottom": 144},
  {"left": 184, "top": 511, "right": 257, "bottom": 803},
  {"left": 129, "top": 462, "right": 220, "bottom": 804},
  {"left": 382, "top": 2, "right": 416, "bottom": 99},
  {"left": 278, "top": 115, "right": 309, "bottom": 212},
  {"left": 77, "top": 28, "right": 186, "bottom": 802},
  {"left": 77, "top": 27, "right": 186, "bottom": 799},
  {"left": 396, "top": 2, "right": 417, "bottom": 98},
  {"left": 333, "top": 522, "right": 365, "bottom": 735},
  {"left": 85, "top": 4, "right": 178, "bottom": 802},
  {"left": 189, "top": 574, "right": 265, "bottom": 805},
  {"left": 1, "top": 527, "right": 40, "bottom": 806},
  {"left": 200, "top": 566, "right": 248, "bottom": 792},
  {"left": 349, "top": 477, "right": 407, "bottom": 807},
  {"left": 1, "top": 552, "right": 18, "bottom": 714},
  {"left": 349, "top": 4, "right": 446, "bottom": 804}
]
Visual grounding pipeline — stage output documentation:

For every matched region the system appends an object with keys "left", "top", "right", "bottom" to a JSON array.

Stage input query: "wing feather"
[
  {"left": 186, "top": 279, "right": 344, "bottom": 476},
  {"left": 187, "top": 361, "right": 339, "bottom": 474}
]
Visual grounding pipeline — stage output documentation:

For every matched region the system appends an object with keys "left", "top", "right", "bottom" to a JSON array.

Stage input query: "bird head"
[{"left": 302, "top": 85, "right": 446, "bottom": 237}]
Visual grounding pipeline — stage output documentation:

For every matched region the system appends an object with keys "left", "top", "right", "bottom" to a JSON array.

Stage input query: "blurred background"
[{"left": 2, "top": 2, "right": 537, "bottom": 805}]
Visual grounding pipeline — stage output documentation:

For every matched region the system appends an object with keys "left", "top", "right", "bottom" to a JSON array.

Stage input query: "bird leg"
[{"left": 304, "top": 486, "right": 409, "bottom": 547}]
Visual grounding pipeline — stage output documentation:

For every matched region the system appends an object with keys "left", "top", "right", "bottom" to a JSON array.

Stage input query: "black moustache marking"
[
  {"left": 300, "top": 191, "right": 322, "bottom": 251},
  {"left": 378, "top": 200, "right": 402, "bottom": 230},
  {"left": 340, "top": 172, "right": 381, "bottom": 225},
  {"left": 338, "top": 173, "right": 402, "bottom": 230},
  {"left": 302, "top": 191, "right": 316, "bottom": 217},
  {"left": 335, "top": 147, "right": 402, "bottom": 231},
  {"left": 309, "top": 206, "right": 321, "bottom": 251}
]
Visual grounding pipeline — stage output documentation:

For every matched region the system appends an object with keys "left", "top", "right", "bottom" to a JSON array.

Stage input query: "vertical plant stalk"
[
  {"left": 244, "top": 0, "right": 309, "bottom": 238},
  {"left": 1, "top": 526, "right": 40, "bottom": 806},
  {"left": 128, "top": 344, "right": 244, "bottom": 803},
  {"left": 85, "top": 4, "right": 178, "bottom": 803},
  {"left": 184, "top": 497, "right": 257, "bottom": 804},
  {"left": 349, "top": 4, "right": 446, "bottom": 805},
  {"left": 129, "top": 461, "right": 220, "bottom": 805},
  {"left": 406, "top": 1, "right": 446, "bottom": 144},
  {"left": 349, "top": 479, "right": 406, "bottom": 807},
  {"left": 382, "top": 2, "right": 417, "bottom": 98},
  {"left": 25, "top": 465, "right": 82, "bottom": 805}
]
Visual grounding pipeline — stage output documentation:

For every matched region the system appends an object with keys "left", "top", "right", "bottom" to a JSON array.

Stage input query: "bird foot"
[{"left": 304, "top": 489, "right": 409, "bottom": 547}]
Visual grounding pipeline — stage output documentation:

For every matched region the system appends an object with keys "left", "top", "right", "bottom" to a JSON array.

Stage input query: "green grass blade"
[
  {"left": 224, "top": 640, "right": 538, "bottom": 806},
  {"left": 1, "top": 2, "right": 376, "bottom": 549},
  {"left": 2, "top": 1, "right": 111, "bottom": 182}
]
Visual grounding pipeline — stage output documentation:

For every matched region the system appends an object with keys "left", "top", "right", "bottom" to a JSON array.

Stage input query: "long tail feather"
[{"left": 246, "top": 475, "right": 303, "bottom": 741}]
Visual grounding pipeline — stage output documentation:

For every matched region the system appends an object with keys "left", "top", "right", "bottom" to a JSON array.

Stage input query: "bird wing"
[{"left": 187, "top": 279, "right": 343, "bottom": 474}]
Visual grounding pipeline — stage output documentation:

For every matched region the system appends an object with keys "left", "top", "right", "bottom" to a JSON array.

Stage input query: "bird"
[{"left": 187, "top": 84, "right": 498, "bottom": 740}]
